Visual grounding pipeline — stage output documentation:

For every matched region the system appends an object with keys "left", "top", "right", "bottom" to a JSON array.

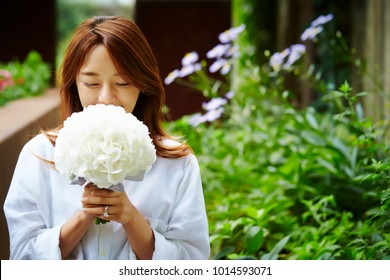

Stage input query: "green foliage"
[
  {"left": 56, "top": 0, "right": 135, "bottom": 69},
  {"left": 0, "top": 51, "right": 51, "bottom": 107},
  {"left": 165, "top": 16, "right": 390, "bottom": 260}
]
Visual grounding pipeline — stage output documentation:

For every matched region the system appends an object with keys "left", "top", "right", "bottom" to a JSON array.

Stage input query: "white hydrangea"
[{"left": 54, "top": 104, "right": 157, "bottom": 189}]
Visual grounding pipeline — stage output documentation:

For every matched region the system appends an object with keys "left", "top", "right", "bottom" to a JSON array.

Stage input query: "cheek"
[
  {"left": 77, "top": 88, "right": 94, "bottom": 107},
  {"left": 123, "top": 91, "right": 140, "bottom": 113}
]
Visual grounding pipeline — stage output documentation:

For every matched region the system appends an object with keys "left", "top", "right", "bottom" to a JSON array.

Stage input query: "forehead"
[{"left": 79, "top": 45, "right": 120, "bottom": 75}]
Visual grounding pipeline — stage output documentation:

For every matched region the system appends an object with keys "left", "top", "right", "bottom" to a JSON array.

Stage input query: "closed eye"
[
  {"left": 116, "top": 83, "right": 130, "bottom": 87},
  {"left": 82, "top": 82, "right": 99, "bottom": 87}
]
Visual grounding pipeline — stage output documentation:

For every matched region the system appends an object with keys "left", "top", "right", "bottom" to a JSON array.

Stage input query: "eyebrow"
[
  {"left": 79, "top": 71, "right": 98, "bottom": 76},
  {"left": 79, "top": 71, "right": 121, "bottom": 77}
]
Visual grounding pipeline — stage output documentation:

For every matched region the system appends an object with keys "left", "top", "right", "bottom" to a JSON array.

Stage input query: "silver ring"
[{"left": 103, "top": 205, "right": 109, "bottom": 217}]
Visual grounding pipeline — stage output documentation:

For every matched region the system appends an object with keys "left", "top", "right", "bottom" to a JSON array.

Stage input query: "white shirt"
[{"left": 3, "top": 134, "right": 210, "bottom": 260}]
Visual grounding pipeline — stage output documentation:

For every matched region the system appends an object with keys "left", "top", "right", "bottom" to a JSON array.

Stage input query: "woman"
[{"left": 3, "top": 15, "right": 210, "bottom": 260}]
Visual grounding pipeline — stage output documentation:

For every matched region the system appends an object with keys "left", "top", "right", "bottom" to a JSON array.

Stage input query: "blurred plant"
[
  {"left": 0, "top": 51, "right": 51, "bottom": 107},
  {"left": 165, "top": 25, "right": 244, "bottom": 127},
  {"left": 165, "top": 13, "right": 390, "bottom": 260},
  {"left": 269, "top": 13, "right": 333, "bottom": 74},
  {"left": 0, "top": 70, "right": 14, "bottom": 92}
]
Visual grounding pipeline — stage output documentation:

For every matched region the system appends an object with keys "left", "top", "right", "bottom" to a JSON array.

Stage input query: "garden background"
[{"left": 0, "top": 0, "right": 389, "bottom": 259}]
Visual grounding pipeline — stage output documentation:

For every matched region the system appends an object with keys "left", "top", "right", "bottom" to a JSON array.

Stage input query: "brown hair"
[{"left": 46, "top": 15, "right": 191, "bottom": 158}]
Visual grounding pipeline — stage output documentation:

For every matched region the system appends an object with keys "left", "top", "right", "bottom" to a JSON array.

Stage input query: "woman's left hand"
[{"left": 82, "top": 183, "right": 135, "bottom": 224}]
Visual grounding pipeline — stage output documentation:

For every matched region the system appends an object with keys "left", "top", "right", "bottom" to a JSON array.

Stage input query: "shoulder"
[
  {"left": 20, "top": 133, "right": 54, "bottom": 160},
  {"left": 160, "top": 137, "right": 182, "bottom": 148},
  {"left": 155, "top": 138, "right": 199, "bottom": 170},
  {"left": 24, "top": 133, "right": 53, "bottom": 149}
]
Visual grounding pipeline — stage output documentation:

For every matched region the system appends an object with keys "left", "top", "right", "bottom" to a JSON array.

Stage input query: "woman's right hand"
[
  {"left": 59, "top": 183, "right": 97, "bottom": 259},
  {"left": 81, "top": 183, "right": 103, "bottom": 218}
]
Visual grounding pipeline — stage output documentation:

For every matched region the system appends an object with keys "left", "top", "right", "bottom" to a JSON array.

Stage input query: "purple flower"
[
  {"left": 207, "top": 44, "right": 231, "bottom": 59},
  {"left": 181, "top": 52, "right": 199, "bottom": 66},
  {"left": 179, "top": 63, "right": 202, "bottom": 78},
  {"left": 209, "top": 58, "right": 231, "bottom": 75},
  {"left": 164, "top": 52, "right": 202, "bottom": 84},
  {"left": 301, "top": 25, "right": 323, "bottom": 41},
  {"left": 225, "top": 91, "right": 235, "bottom": 99},
  {"left": 284, "top": 44, "right": 306, "bottom": 68},
  {"left": 220, "top": 61, "right": 231, "bottom": 75},
  {"left": 269, "top": 48, "right": 290, "bottom": 72},
  {"left": 226, "top": 45, "right": 239, "bottom": 58},
  {"left": 311, "top": 14, "right": 334, "bottom": 27},
  {"left": 301, "top": 13, "right": 333, "bottom": 41},
  {"left": 218, "top": 24, "right": 245, "bottom": 43},
  {"left": 188, "top": 97, "right": 228, "bottom": 126},
  {"left": 188, "top": 113, "right": 206, "bottom": 127},
  {"left": 188, "top": 106, "right": 225, "bottom": 126},
  {"left": 164, "top": 69, "right": 180, "bottom": 85},
  {"left": 209, "top": 58, "right": 226, "bottom": 73},
  {"left": 202, "top": 97, "right": 227, "bottom": 111},
  {"left": 204, "top": 107, "right": 224, "bottom": 122}
]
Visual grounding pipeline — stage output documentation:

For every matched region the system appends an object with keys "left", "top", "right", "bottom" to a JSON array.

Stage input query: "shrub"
[
  {"left": 0, "top": 51, "right": 51, "bottom": 106},
  {"left": 165, "top": 13, "right": 390, "bottom": 260}
]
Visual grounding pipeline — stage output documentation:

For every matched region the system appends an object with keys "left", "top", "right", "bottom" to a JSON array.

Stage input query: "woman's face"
[{"left": 76, "top": 45, "right": 140, "bottom": 113}]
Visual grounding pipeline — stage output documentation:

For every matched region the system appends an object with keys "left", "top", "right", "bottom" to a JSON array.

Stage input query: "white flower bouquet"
[{"left": 53, "top": 104, "right": 157, "bottom": 223}]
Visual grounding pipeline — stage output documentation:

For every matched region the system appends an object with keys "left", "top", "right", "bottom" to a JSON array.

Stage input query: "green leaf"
[
  {"left": 245, "top": 207, "right": 265, "bottom": 220},
  {"left": 235, "top": 255, "right": 258, "bottom": 260},
  {"left": 301, "top": 130, "right": 326, "bottom": 146},
  {"left": 339, "top": 81, "right": 352, "bottom": 93},
  {"left": 317, "top": 158, "right": 338, "bottom": 174},
  {"left": 261, "top": 235, "right": 290, "bottom": 260},
  {"left": 331, "top": 138, "right": 350, "bottom": 161},
  {"left": 306, "top": 109, "right": 319, "bottom": 130},
  {"left": 353, "top": 173, "right": 381, "bottom": 183},
  {"left": 212, "top": 246, "right": 236, "bottom": 260},
  {"left": 245, "top": 226, "right": 264, "bottom": 253}
]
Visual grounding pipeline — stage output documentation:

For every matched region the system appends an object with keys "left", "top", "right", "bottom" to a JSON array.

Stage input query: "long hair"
[{"left": 47, "top": 15, "right": 191, "bottom": 158}]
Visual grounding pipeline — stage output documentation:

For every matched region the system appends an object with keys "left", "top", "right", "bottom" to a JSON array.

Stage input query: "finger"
[
  {"left": 89, "top": 188, "right": 119, "bottom": 197},
  {"left": 83, "top": 206, "right": 119, "bottom": 222},
  {"left": 83, "top": 184, "right": 99, "bottom": 197},
  {"left": 81, "top": 196, "right": 118, "bottom": 206},
  {"left": 83, "top": 205, "right": 109, "bottom": 217},
  {"left": 82, "top": 188, "right": 118, "bottom": 200},
  {"left": 84, "top": 183, "right": 98, "bottom": 191}
]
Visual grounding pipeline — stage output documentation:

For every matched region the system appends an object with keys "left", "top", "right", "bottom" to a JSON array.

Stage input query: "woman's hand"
[
  {"left": 59, "top": 187, "right": 96, "bottom": 259},
  {"left": 81, "top": 183, "right": 155, "bottom": 259},
  {"left": 81, "top": 183, "right": 136, "bottom": 224}
]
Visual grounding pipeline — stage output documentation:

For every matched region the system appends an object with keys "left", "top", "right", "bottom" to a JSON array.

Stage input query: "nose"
[{"left": 98, "top": 85, "right": 116, "bottom": 105}]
